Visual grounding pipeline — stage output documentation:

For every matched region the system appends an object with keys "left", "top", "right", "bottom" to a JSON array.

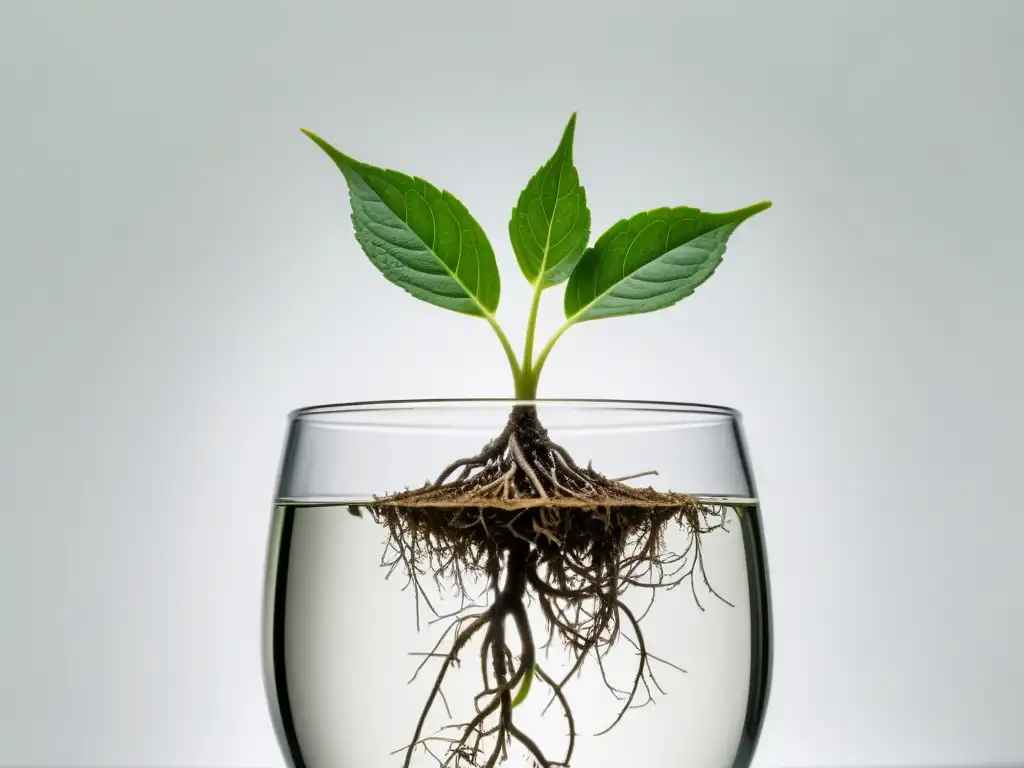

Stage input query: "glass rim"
[{"left": 289, "top": 398, "right": 741, "bottom": 420}]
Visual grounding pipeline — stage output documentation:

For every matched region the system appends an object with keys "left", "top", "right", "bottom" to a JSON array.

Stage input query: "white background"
[{"left": 1, "top": 1, "right": 1022, "bottom": 766}]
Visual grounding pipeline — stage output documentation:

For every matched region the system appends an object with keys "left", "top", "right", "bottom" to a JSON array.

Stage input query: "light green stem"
[
  {"left": 493, "top": 277, "right": 577, "bottom": 400},
  {"left": 484, "top": 313, "right": 522, "bottom": 387},
  {"left": 516, "top": 280, "right": 547, "bottom": 399},
  {"left": 527, "top": 319, "right": 574, "bottom": 394},
  {"left": 522, "top": 281, "right": 545, "bottom": 378}
]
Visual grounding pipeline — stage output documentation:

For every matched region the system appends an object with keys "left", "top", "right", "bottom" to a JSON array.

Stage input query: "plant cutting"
[{"left": 298, "top": 113, "right": 771, "bottom": 768}]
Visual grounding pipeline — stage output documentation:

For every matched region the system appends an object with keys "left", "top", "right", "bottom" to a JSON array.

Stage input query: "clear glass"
[{"left": 263, "top": 399, "right": 772, "bottom": 768}]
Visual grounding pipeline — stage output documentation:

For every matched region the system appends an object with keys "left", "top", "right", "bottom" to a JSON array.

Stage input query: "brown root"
[{"left": 367, "top": 405, "right": 734, "bottom": 768}]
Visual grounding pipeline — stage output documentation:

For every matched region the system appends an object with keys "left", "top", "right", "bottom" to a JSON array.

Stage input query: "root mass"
[{"left": 367, "top": 406, "right": 732, "bottom": 768}]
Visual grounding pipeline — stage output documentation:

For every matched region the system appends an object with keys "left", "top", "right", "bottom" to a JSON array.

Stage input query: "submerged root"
[{"left": 365, "top": 405, "right": 735, "bottom": 767}]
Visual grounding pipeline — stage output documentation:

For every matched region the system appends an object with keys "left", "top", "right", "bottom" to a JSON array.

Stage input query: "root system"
[{"left": 365, "top": 405, "right": 735, "bottom": 768}]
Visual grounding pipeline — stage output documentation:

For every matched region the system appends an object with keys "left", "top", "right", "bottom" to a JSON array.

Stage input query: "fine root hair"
[{"left": 364, "top": 405, "right": 737, "bottom": 768}]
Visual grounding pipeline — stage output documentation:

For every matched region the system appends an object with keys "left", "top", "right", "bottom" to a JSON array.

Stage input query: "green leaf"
[
  {"left": 564, "top": 202, "right": 771, "bottom": 323},
  {"left": 301, "top": 129, "right": 501, "bottom": 317},
  {"left": 509, "top": 113, "right": 591, "bottom": 287}
]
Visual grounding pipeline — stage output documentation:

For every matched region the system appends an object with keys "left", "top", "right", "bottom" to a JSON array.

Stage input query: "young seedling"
[{"left": 302, "top": 113, "right": 770, "bottom": 768}]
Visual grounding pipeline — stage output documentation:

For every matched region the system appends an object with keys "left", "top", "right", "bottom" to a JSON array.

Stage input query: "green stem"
[
  {"left": 522, "top": 281, "right": 544, "bottom": 374},
  {"left": 516, "top": 280, "right": 547, "bottom": 399},
  {"left": 515, "top": 372, "right": 536, "bottom": 400},
  {"left": 528, "top": 319, "right": 574, "bottom": 393},
  {"left": 484, "top": 313, "right": 522, "bottom": 386}
]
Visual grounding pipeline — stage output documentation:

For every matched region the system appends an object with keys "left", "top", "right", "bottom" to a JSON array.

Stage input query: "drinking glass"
[{"left": 263, "top": 399, "right": 771, "bottom": 768}]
